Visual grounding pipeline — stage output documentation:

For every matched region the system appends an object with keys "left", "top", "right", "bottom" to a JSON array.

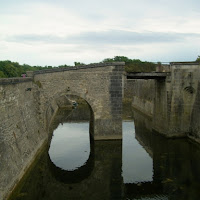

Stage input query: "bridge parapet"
[{"left": 27, "top": 62, "right": 125, "bottom": 77}]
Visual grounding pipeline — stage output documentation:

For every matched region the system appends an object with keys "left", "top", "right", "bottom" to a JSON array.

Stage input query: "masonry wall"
[
  {"left": 189, "top": 69, "right": 200, "bottom": 141},
  {"left": 124, "top": 78, "right": 155, "bottom": 117},
  {"left": 153, "top": 64, "right": 200, "bottom": 138},
  {"left": 0, "top": 78, "right": 47, "bottom": 200}
]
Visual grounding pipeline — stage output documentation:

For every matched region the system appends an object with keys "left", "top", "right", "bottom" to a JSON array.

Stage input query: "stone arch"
[
  {"left": 32, "top": 62, "right": 124, "bottom": 140},
  {"left": 45, "top": 88, "right": 96, "bottom": 140},
  {"left": 65, "top": 91, "right": 95, "bottom": 140}
]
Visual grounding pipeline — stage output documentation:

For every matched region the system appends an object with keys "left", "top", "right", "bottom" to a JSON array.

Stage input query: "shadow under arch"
[
  {"left": 65, "top": 93, "right": 95, "bottom": 140},
  {"left": 44, "top": 87, "right": 96, "bottom": 140}
]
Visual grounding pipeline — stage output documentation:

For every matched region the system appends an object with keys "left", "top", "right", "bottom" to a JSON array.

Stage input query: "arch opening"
[{"left": 48, "top": 94, "right": 94, "bottom": 172}]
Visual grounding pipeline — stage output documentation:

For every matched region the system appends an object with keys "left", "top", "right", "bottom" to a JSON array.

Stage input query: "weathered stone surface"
[
  {"left": 153, "top": 63, "right": 200, "bottom": 137},
  {"left": 0, "top": 80, "right": 47, "bottom": 200}
]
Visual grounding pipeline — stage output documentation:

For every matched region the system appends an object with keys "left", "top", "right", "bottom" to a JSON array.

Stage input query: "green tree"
[
  {"left": 103, "top": 58, "right": 115, "bottom": 62},
  {"left": 74, "top": 62, "right": 85, "bottom": 66},
  {"left": 103, "top": 56, "right": 132, "bottom": 63},
  {"left": 196, "top": 56, "right": 200, "bottom": 62},
  {"left": 3, "top": 63, "right": 19, "bottom": 77},
  {"left": 0, "top": 71, "right": 6, "bottom": 78},
  {"left": 102, "top": 56, "right": 156, "bottom": 72}
]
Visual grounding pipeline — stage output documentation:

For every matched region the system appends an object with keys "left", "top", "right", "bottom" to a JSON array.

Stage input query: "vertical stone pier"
[{"left": 94, "top": 64, "right": 124, "bottom": 140}]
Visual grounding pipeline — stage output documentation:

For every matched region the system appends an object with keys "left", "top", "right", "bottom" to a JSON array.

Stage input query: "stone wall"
[
  {"left": 124, "top": 78, "right": 155, "bottom": 117},
  {"left": 0, "top": 78, "right": 47, "bottom": 200},
  {"left": 153, "top": 63, "right": 200, "bottom": 138},
  {"left": 188, "top": 68, "right": 200, "bottom": 141}
]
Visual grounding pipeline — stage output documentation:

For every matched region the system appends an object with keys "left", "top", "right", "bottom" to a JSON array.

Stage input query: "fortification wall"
[
  {"left": 190, "top": 69, "right": 200, "bottom": 141},
  {"left": 153, "top": 63, "right": 200, "bottom": 138},
  {"left": 0, "top": 78, "right": 47, "bottom": 200}
]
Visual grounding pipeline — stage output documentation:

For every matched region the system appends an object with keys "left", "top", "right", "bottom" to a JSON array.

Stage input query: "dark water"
[{"left": 9, "top": 105, "right": 200, "bottom": 200}]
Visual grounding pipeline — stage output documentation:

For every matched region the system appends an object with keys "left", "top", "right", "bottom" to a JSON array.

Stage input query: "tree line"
[
  {"left": 0, "top": 56, "right": 199, "bottom": 78},
  {"left": 0, "top": 61, "right": 71, "bottom": 78}
]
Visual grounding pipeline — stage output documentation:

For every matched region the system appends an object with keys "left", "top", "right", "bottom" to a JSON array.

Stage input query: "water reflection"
[
  {"left": 49, "top": 122, "right": 90, "bottom": 171},
  {"left": 8, "top": 105, "right": 200, "bottom": 200},
  {"left": 122, "top": 121, "right": 153, "bottom": 183},
  {"left": 49, "top": 119, "right": 153, "bottom": 183}
]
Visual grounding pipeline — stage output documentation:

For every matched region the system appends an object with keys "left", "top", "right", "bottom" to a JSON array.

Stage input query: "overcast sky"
[{"left": 0, "top": 0, "right": 200, "bottom": 66}]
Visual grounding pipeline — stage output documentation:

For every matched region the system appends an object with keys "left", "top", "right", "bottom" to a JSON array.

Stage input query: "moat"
[{"left": 8, "top": 102, "right": 200, "bottom": 200}]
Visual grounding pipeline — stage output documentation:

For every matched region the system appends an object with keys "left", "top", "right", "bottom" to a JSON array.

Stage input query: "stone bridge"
[{"left": 27, "top": 62, "right": 125, "bottom": 140}]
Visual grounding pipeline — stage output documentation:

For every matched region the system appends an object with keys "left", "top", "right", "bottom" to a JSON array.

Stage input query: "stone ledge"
[{"left": 0, "top": 77, "right": 33, "bottom": 85}]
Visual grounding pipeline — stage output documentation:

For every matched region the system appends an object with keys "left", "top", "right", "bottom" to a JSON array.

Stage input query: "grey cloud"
[{"left": 6, "top": 30, "right": 200, "bottom": 45}]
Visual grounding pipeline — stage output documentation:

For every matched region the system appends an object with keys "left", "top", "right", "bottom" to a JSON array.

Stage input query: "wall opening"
[{"left": 48, "top": 95, "right": 94, "bottom": 172}]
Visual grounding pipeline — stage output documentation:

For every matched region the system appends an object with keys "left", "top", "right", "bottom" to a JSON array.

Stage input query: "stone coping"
[
  {"left": 27, "top": 62, "right": 125, "bottom": 76},
  {"left": 0, "top": 77, "right": 33, "bottom": 85}
]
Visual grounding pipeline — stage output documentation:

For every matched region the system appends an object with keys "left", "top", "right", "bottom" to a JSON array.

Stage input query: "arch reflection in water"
[{"left": 49, "top": 122, "right": 90, "bottom": 171}]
